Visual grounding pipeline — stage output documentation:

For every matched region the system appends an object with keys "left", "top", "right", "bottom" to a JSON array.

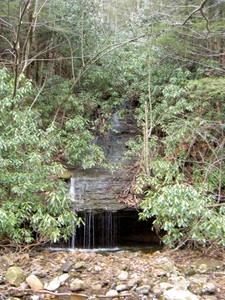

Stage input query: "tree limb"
[
  {"left": 182, "top": 0, "right": 209, "bottom": 26},
  {"left": 68, "top": 34, "right": 145, "bottom": 93}
]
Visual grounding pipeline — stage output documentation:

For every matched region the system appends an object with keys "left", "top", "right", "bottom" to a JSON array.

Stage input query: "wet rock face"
[{"left": 69, "top": 113, "right": 137, "bottom": 211}]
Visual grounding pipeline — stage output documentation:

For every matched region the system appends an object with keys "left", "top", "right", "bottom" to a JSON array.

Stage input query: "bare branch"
[
  {"left": 0, "top": 34, "right": 13, "bottom": 48},
  {"left": 182, "top": 0, "right": 209, "bottom": 26}
]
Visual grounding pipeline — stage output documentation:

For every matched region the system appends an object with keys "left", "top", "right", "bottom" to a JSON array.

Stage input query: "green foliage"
[
  {"left": 139, "top": 159, "right": 225, "bottom": 248},
  {"left": 0, "top": 68, "right": 81, "bottom": 244},
  {"left": 133, "top": 64, "right": 225, "bottom": 248}
]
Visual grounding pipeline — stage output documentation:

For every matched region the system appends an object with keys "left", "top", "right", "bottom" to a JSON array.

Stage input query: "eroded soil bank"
[{"left": 0, "top": 248, "right": 225, "bottom": 300}]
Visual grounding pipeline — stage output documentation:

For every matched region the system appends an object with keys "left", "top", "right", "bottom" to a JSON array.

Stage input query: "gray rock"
[
  {"left": 92, "top": 283, "right": 103, "bottom": 290},
  {"left": 6, "top": 266, "right": 26, "bottom": 287},
  {"left": 117, "top": 270, "right": 129, "bottom": 281},
  {"left": 61, "top": 260, "right": 74, "bottom": 273},
  {"left": 28, "top": 296, "right": 40, "bottom": 300},
  {"left": 74, "top": 261, "right": 86, "bottom": 270},
  {"left": 20, "top": 282, "right": 29, "bottom": 290},
  {"left": 135, "top": 285, "right": 151, "bottom": 295},
  {"left": 163, "top": 288, "right": 200, "bottom": 300},
  {"left": 116, "top": 284, "right": 129, "bottom": 292},
  {"left": 105, "top": 290, "right": 118, "bottom": 297},
  {"left": 151, "top": 284, "right": 163, "bottom": 297},
  {"left": 169, "top": 275, "right": 190, "bottom": 290},
  {"left": 70, "top": 278, "right": 85, "bottom": 291},
  {"left": 189, "top": 274, "right": 209, "bottom": 295},
  {"left": 202, "top": 282, "right": 216, "bottom": 295},
  {"left": 45, "top": 277, "right": 61, "bottom": 292},
  {"left": 44, "top": 273, "right": 69, "bottom": 291},
  {"left": 0, "top": 275, "right": 6, "bottom": 284},
  {"left": 59, "top": 273, "right": 70, "bottom": 284},
  {"left": 127, "top": 276, "right": 141, "bottom": 288},
  {"left": 185, "top": 268, "right": 197, "bottom": 276},
  {"left": 158, "top": 282, "right": 174, "bottom": 291}
]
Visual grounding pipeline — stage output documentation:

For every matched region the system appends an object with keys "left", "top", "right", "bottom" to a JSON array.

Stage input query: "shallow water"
[{"left": 47, "top": 244, "right": 162, "bottom": 253}]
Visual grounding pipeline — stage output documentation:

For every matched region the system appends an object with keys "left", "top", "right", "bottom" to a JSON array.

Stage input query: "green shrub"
[{"left": 0, "top": 68, "right": 81, "bottom": 245}]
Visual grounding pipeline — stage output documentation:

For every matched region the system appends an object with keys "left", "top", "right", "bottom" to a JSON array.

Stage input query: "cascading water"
[{"left": 73, "top": 210, "right": 117, "bottom": 249}]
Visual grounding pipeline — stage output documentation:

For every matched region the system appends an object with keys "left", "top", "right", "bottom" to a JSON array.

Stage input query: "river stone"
[
  {"left": 70, "top": 278, "right": 85, "bottom": 291},
  {"left": 127, "top": 276, "right": 141, "bottom": 288},
  {"left": 0, "top": 275, "right": 6, "bottom": 284},
  {"left": 118, "top": 270, "right": 128, "bottom": 281},
  {"left": 6, "top": 266, "right": 26, "bottom": 287},
  {"left": 185, "top": 268, "right": 197, "bottom": 276},
  {"left": 197, "top": 264, "right": 207, "bottom": 273},
  {"left": 45, "top": 273, "right": 69, "bottom": 291},
  {"left": 116, "top": 284, "right": 129, "bottom": 292},
  {"left": 135, "top": 285, "right": 151, "bottom": 295},
  {"left": 159, "top": 261, "right": 177, "bottom": 273},
  {"left": 26, "top": 274, "right": 43, "bottom": 291},
  {"left": 61, "top": 260, "right": 74, "bottom": 272},
  {"left": 169, "top": 275, "right": 190, "bottom": 290},
  {"left": 105, "top": 290, "right": 118, "bottom": 297},
  {"left": 189, "top": 274, "right": 208, "bottom": 294},
  {"left": 92, "top": 283, "right": 103, "bottom": 290},
  {"left": 45, "top": 277, "right": 60, "bottom": 291},
  {"left": 159, "top": 282, "right": 174, "bottom": 291},
  {"left": 28, "top": 296, "right": 40, "bottom": 300},
  {"left": 163, "top": 288, "right": 200, "bottom": 300},
  {"left": 20, "top": 282, "right": 29, "bottom": 290},
  {"left": 151, "top": 284, "right": 163, "bottom": 297},
  {"left": 59, "top": 273, "right": 70, "bottom": 284},
  {"left": 74, "top": 261, "right": 86, "bottom": 270},
  {"left": 202, "top": 282, "right": 216, "bottom": 295}
]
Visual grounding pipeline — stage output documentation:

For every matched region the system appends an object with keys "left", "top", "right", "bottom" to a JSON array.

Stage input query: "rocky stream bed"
[{"left": 0, "top": 248, "right": 225, "bottom": 300}]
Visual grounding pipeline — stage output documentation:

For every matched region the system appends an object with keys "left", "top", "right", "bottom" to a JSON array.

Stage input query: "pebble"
[
  {"left": 74, "top": 261, "right": 86, "bottom": 270},
  {"left": 70, "top": 278, "right": 85, "bottom": 291},
  {"left": 59, "top": 273, "right": 70, "bottom": 284},
  {"left": 127, "top": 276, "right": 141, "bottom": 287},
  {"left": 163, "top": 288, "right": 200, "bottom": 300},
  {"left": 61, "top": 260, "right": 74, "bottom": 272},
  {"left": 44, "top": 277, "right": 61, "bottom": 291},
  {"left": 0, "top": 275, "right": 6, "bottom": 284},
  {"left": 92, "top": 283, "right": 102, "bottom": 290},
  {"left": 116, "top": 284, "right": 129, "bottom": 292},
  {"left": 28, "top": 296, "right": 40, "bottom": 300},
  {"left": 202, "top": 282, "right": 216, "bottom": 294},
  {"left": 117, "top": 270, "right": 128, "bottom": 281},
  {"left": 105, "top": 289, "right": 118, "bottom": 297},
  {"left": 135, "top": 284, "right": 151, "bottom": 295},
  {"left": 26, "top": 274, "right": 43, "bottom": 291}
]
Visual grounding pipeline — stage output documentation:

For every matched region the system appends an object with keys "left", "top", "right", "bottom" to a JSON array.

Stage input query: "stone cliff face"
[
  {"left": 67, "top": 113, "right": 159, "bottom": 250},
  {"left": 69, "top": 113, "right": 137, "bottom": 211}
]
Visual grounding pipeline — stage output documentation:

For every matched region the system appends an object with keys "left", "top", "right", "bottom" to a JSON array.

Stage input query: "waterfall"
[
  {"left": 67, "top": 110, "right": 140, "bottom": 250},
  {"left": 71, "top": 210, "right": 118, "bottom": 249},
  {"left": 69, "top": 177, "right": 85, "bottom": 204}
]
